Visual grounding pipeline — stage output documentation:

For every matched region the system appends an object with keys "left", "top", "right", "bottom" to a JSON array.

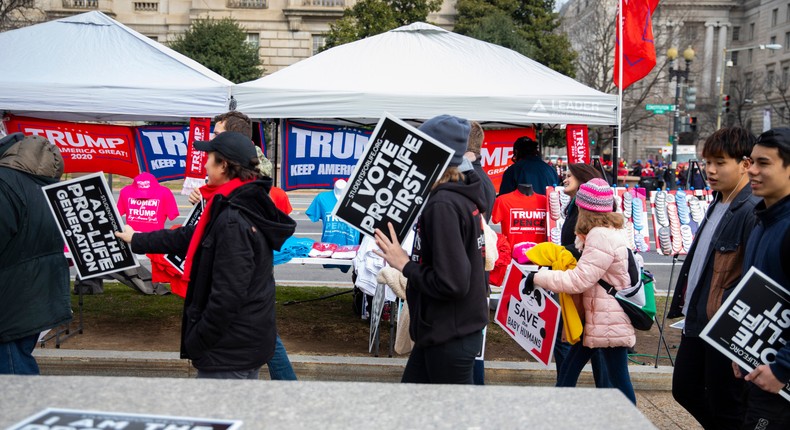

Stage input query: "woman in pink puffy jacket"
[{"left": 522, "top": 178, "right": 636, "bottom": 403}]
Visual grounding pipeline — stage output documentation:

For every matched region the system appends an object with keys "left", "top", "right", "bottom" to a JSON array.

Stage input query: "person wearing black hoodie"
[
  {"left": 374, "top": 115, "right": 488, "bottom": 384},
  {"left": 117, "top": 132, "right": 296, "bottom": 379},
  {"left": 0, "top": 133, "right": 71, "bottom": 375}
]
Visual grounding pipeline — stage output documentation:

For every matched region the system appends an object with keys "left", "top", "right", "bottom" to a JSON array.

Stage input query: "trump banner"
[
  {"left": 701, "top": 267, "right": 790, "bottom": 403},
  {"left": 281, "top": 120, "right": 373, "bottom": 191},
  {"left": 42, "top": 172, "right": 138, "bottom": 279},
  {"left": 333, "top": 114, "right": 453, "bottom": 243},
  {"left": 481, "top": 128, "right": 535, "bottom": 193},
  {"left": 566, "top": 124, "right": 590, "bottom": 164},
  {"left": 5, "top": 114, "right": 139, "bottom": 178},
  {"left": 494, "top": 262, "right": 560, "bottom": 367},
  {"left": 135, "top": 125, "right": 190, "bottom": 181}
]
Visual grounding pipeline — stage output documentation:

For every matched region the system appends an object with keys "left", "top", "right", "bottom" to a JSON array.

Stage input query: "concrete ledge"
[{"left": 35, "top": 349, "right": 673, "bottom": 390}]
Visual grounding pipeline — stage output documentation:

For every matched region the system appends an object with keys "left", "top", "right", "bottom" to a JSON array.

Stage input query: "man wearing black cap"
[
  {"left": 499, "top": 136, "right": 560, "bottom": 196},
  {"left": 735, "top": 127, "right": 790, "bottom": 428},
  {"left": 117, "top": 131, "right": 296, "bottom": 379}
]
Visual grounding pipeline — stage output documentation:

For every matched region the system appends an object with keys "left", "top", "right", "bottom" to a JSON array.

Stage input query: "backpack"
[{"left": 598, "top": 249, "right": 656, "bottom": 331}]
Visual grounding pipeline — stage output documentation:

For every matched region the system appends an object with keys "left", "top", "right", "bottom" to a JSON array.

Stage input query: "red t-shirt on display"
[
  {"left": 269, "top": 186, "right": 292, "bottom": 214},
  {"left": 491, "top": 191, "right": 548, "bottom": 245}
]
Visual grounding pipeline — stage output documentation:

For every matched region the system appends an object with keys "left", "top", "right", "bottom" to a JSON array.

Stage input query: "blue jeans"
[
  {"left": 557, "top": 342, "right": 636, "bottom": 404},
  {"left": 0, "top": 334, "right": 40, "bottom": 375},
  {"left": 555, "top": 318, "right": 612, "bottom": 388},
  {"left": 267, "top": 335, "right": 297, "bottom": 381},
  {"left": 196, "top": 366, "right": 261, "bottom": 379}
]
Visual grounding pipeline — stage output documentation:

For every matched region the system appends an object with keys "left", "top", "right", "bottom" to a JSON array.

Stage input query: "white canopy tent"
[
  {"left": 234, "top": 22, "right": 617, "bottom": 126},
  {"left": 0, "top": 11, "right": 233, "bottom": 123}
]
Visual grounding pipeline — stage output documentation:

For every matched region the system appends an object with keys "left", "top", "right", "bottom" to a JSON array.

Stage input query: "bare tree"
[
  {"left": 1, "top": 0, "right": 44, "bottom": 32},
  {"left": 761, "top": 67, "right": 790, "bottom": 127},
  {"left": 727, "top": 67, "right": 763, "bottom": 130}
]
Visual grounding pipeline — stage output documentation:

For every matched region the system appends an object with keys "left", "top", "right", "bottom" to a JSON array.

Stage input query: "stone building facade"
[
  {"left": 27, "top": 0, "right": 457, "bottom": 74},
  {"left": 561, "top": 0, "right": 790, "bottom": 162}
]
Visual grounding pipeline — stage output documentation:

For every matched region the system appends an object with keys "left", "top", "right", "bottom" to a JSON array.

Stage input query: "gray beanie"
[{"left": 418, "top": 115, "right": 470, "bottom": 166}]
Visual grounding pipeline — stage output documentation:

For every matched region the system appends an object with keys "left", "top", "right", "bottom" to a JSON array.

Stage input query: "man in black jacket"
[
  {"left": 669, "top": 127, "right": 759, "bottom": 429},
  {"left": 117, "top": 132, "right": 296, "bottom": 378},
  {"left": 0, "top": 133, "right": 71, "bottom": 375}
]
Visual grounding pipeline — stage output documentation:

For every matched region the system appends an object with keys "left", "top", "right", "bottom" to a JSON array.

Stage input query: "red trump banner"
[
  {"left": 481, "top": 128, "right": 535, "bottom": 194},
  {"left": 181, "top": 117, "right": 211, "bottom": 193},
  {"left": 4, "top": 114, "right": 139, "bottom": 178},
  {"left": 566, "top": 124, "right": 590, "bottom": 164}
]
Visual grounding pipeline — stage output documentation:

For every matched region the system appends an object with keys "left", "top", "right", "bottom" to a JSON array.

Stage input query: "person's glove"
[{"left": 521, "top": 272, "right": 535, "bottom": 295}]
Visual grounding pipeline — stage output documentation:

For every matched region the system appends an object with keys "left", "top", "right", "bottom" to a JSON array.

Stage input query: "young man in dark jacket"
[
  {"left": 735, "top": 127, "right": 790, "bottom": 429},
  {"left": 374, "top": 115, "right": 488, "bottom": 384},
  {"left": 117, "top": 132, "right": 296, "bottom": 378},
  {"left": 668, "top": 127, "right": 759, "bottom": 429},
  {"left": 0, "top": 133, "right": 71, "bottom": 375}
]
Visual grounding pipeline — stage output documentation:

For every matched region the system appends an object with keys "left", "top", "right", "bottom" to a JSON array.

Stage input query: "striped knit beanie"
[{"left": 576, "top": 178, "right": 613, "bottom": 213}]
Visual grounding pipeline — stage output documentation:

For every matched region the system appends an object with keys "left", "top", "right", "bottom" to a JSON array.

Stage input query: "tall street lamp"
[
  {"left": 716, "top": 43, "right": 783, "bottom": 129},
  {"left": 667, "top": 46, "right": 695, "bottom": 163}
]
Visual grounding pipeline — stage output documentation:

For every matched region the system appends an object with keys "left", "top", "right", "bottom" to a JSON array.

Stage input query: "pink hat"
[{"left": 576, "top": 178, "right": 613, "bottom": 213}]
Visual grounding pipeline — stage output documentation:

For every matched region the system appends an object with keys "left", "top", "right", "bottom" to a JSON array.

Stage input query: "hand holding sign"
[
  {"left": 115, "top": 225, "right": 136, "bottom": 244},
  {"left": 745, "top": 364, "right": 786, "bottom": 394},
  {"left": 373, "top": 222, "right": 410, "bottom": 271}
]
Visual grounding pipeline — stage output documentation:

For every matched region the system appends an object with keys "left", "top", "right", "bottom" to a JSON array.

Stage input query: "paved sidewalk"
[{"left": 34, "top": 349, "right": 701, "bottom": 430}]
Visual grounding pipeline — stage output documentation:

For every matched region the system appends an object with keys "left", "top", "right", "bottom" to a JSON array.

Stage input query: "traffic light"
[
  {"left": 723, "top": 94, "right": 731, "bottom": 114},
  {"left": 590, "top": 139, "right": 596, "bottom": 146},
  {"left": 685, "top": 86, "right": 697, "bottom": 111},
  {"left": 689, "top": 116, "right": 698, "bottom": 133}
]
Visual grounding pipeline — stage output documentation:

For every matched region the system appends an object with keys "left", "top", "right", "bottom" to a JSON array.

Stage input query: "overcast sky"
[{"left": 555, "top": 0, "right": 569, "bottom": 11}]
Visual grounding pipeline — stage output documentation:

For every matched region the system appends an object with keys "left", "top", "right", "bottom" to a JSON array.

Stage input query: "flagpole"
[{"left": 617, "top": 0, "right": 624, "bottom": 164}]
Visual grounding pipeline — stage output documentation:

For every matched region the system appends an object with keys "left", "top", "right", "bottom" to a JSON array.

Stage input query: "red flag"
[
  {"left": 614, "top": 0, "right": 660, "bottom": 89},
  {"left": 565, "top": 124, "right": 590, "bottom": 164}
]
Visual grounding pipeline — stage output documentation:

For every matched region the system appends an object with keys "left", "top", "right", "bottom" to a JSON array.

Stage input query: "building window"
[
  {"left": 786, "top": 32, "right": 790, "bottom": 51},
  {"left": 733, "top": 26, "right": 740, "bottom": 42},
  {"left": 783, "top": 66, "right": 790, "bottom": 87},
  {"left": 748, "top": 49, "right": 753, "bottom": 64},
  {"left": 246, "top": 33, "right": 260, "bottom": 47},
  {"left": 312, "top": 35, "right": 326, "bottom": 55},
  {"left": 773, "top": 8, "right": 779, "bottom": 26},
  {"left": 767, "top": 69, "right": 776, "bottom": 92},
  {"left": 750, "top": 23, "right": 755, "bottom": 40},
  {"left": 781, "top": 106, "right": 787, "bottom": 124},
  {"left": 303, "top": 0, "right": 344, "bottom": 5},
  {"left": 771, "top": 36, "right": 777, "bottom": 56},
  {"left": 731, "top": 51, "right": 739, "bottom": 66},
  {"left": 134, "top": 2, "right": 159, "bottom": 11},
  {"left": 62, "top": 0, "right": 98, "bottom": 8},
  {"left": 787, "top": 4, "right": 790, "bottom": 22},
  {"left": 227, "top": 0, "right": 267, "bottom": 8}
]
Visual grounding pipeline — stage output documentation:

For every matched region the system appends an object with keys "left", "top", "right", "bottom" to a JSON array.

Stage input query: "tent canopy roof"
[
  {"left": 235, "top": 22, "right": 617, "bottom": 126},
  {"left": 0, "top": 11, "right": 233, "bottom": 122}
]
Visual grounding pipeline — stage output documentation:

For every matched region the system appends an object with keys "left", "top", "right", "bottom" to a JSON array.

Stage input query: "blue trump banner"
[
  {"left": 281, "top": 120, "right": 372, "bottom": 191},
  {"left": 135, "top": 126, "right": 190, "bottom": 182}
]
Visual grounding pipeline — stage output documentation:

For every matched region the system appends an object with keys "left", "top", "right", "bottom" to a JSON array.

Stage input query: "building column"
[
  {"left": 716, "top": 24, "right": 730, "bottom": 96},
  {"left": 702, "top": 22, "right": 716, "bottom": 99}
]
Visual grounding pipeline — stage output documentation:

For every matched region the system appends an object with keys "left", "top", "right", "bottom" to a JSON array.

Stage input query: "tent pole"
[{"left": 273, "top": 119, "right": 280, "bottom": 188}]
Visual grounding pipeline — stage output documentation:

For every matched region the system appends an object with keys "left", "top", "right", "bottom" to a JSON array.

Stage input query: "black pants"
[
  {"left": 741, "top": 383, "right": 790, "bottom": 430},
  {"left": 672, "top": 334, "right": 745, "bottom": 429},
  {"left": 402, "top": 331, "right": 482, "bottom": 384}
]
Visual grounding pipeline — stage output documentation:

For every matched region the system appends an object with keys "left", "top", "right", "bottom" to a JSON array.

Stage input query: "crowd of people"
[{"left": 2, "top": 115, "right": 789, "bottom": 428}]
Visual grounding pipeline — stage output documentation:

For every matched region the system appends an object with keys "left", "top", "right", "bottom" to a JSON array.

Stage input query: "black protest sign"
[
  {"left": 701, "top": 267, "right": 790, "bottom": 403},
  {"left": 42, "top": 172, "right": 138, "bottom": 279},
  {"left": 165, "top": 201, "right": 204, "bottom": 273},
  {"left": 333, "top": 114, "right": 453, "bottom": 243},
  {"left": 8, "top": 408, "right": 241, "bottom": 430}
]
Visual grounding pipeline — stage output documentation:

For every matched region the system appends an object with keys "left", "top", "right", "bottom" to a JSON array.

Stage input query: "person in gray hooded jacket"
[{"left": 0, "top": 133, "right": 71, "bottom": 375}]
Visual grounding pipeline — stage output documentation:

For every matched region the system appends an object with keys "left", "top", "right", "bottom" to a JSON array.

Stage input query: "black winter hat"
[
  {"left": 418, "top": 115, "right": 470, "bottom": 166},
  {"left": 194, "top": 131, "right": 257, "bottom": 168}
]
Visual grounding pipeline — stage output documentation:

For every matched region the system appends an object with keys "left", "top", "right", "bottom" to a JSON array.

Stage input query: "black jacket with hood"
[
  {"left": 402, "top": 169, "right": 489, "bottom": 347},
  {"left": 131, "top": 178, "right": 296, "bottom": 371},
  {"left": 0, "top": 134, "right": 71, "bottom": 343}
]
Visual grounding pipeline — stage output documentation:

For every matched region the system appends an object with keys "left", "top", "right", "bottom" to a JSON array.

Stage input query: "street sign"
[{"left": 645, "top": 104, "right": 676, "bottom": 114}]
